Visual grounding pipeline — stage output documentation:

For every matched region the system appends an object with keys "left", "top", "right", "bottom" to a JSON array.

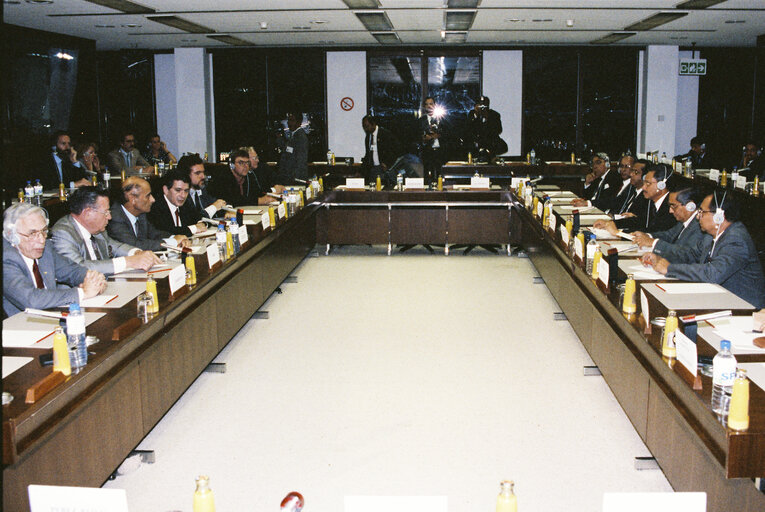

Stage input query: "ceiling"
[{"left": 3, "top": 0, "right": 765, "bottom": 50}]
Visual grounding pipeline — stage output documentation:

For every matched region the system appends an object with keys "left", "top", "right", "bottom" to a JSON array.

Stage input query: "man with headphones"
[
  {"left": 683, "top": 135, "right": 713, "bottom": 169},
  {"left": 3, "top": 202, "right": 107, "bottom": 317},
  {"left": 644, "top": 190, "right": 765, "bottom": 309},
  {"left": 572, "top": 152, "right": 622, "bottom": 211},
  {"left": 617, "top": 163, "right": 677, "bottom": 233},
  {"left": 740, "top": 140, "right": 765, "bottom": 181},
  {"left": 207, "top": 149, "right": 275, "bottom": 206},
  {"left": 633, "top": 187, "right": 711, "bottom": 264}
]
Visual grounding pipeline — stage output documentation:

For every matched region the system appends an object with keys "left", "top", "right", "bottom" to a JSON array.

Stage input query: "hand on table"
[
  {"left": 174, "top": 235, "right": 191, "bottom": 249},
  {"left": 126, "top": 250, "right": 162, "bottom": 271},
  {"left": 632, "top": 231, "right": 653, "bottom": 248},
  {"left": 80, "top": 270, "right": 107, "bottom": 298},
  {"left": 571, "top": 198, "right": 589, "bottom": 207},
  {"left": 644, "top": 253, "right": 669, "bottom": 275}
]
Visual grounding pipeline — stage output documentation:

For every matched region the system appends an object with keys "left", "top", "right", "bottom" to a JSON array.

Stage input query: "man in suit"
[
  {"left": 572, "top": 152, "right": 622, "bottom": 210},
  {"left": 633, "top": 187, "right": 711, "bottom": 264},
  {"left": 740, "top": 140, "right": 765, "bottom": 181},
  {"left": 361, "top": 114, "right": 402, "bottom": 183},
  {"left": 676, "top": 135, "right": 714, "bottom": 169},
  {"left": 107, "top": 177, "right": 190, "bottom": 251},
  {"left": 614, "top": 163, "right": 677, "bottom": 233},
  {"left": 38, "top": 131, "right": 90, "bottom": 190},
  {"left": 50, "top": 187, "right": 159, "bottom": 276},
  {"left": 207, "top": 149, "right": 275, "bottom": 207},
  {"left": 419, "top": 96, "right": 448, "bottom": 182},
  {"left": 644, "top": 191, "right": 765, "bottom": 308},
  {"left": 245, "top": 146, "right": 285, "bottom": 195},
  {"left": 3, "top": 202, "right": 106, "bottom": 317},
  {"left": 147, "top": 170, "right": 208, "bottom": 236},
  {"left": 606, "top": 154, "right": 636, "bottom": 214},
  {"left": 179, "top": 154, "right": 226, "bottom": 218},
  {"left": 106, "top": 131, "right": 153, "bottom": 175},
  {"left": 276, "top": 111, "right": 309, "bottom": 184}
]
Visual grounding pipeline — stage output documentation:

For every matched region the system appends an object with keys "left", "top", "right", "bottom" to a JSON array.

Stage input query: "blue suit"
[{"left": 652, "top": 216, "right": 712, "bottom": 264}]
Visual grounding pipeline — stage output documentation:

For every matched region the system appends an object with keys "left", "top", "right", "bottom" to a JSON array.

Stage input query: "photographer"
[
  {"left": 466, "top": 96, "right": 506, "bottom": 161},
  {"left": 38, "top": 130, "right": 90, "bottom": 189},
  {"left": 419, "top": 96, "right": 448, "bottom": 181}
]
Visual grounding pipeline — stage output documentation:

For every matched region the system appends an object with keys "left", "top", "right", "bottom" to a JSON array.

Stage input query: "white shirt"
[
  {"left": 20, "top": 251, "right": 85, "bottom": 301},
  {"left": 73, "top": 218, "right": 130, "bottom": 273},
  {"left": 427, "top": 115, "right": 440, "bottom": 149},
  {"left": 164, "top": 196, "right": 199, "bottom": 234},
  {"left": 189, "top": 189, "right": 218, "bottom": 218},
  {"left": 617, "top": 178, "right": 630, "bottom": 195},
  {"left": 52, "top": 152, "right": 82, "bottom": 184},
  {"left": 370, "top": 126, "right": 380, "bottom": 167},
  {"left": 121, "top": 205, "right": 176, "bottom": 247}
]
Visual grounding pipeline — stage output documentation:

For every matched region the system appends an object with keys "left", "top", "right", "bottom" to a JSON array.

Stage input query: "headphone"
[
  {"left": 657, "top": 165, "right": 673, "bottom": 191},
  {"left": 685, "top": 200, "right": 697, "bottom": 212},
  {"left": 713, "top": 190, "right": 726, "bottom": 225}
]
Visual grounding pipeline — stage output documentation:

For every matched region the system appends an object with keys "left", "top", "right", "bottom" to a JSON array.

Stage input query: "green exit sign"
[{"left": 679, "top": 59, "right": 707, "bottom": 76}]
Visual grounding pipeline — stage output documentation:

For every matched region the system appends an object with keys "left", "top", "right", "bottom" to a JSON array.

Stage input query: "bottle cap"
[
  {"left": 720, "top": 339, "right": 731, "bottom": 351},
  {"left": 68, "top": 303, "right": 80, "bottom": 312}
]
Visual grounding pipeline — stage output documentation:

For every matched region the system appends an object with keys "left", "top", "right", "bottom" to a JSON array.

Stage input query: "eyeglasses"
[
  {"left": 697, "top": 209, "right": 714, "bottom": 217},
  {"left": 18, "top": 228, "right": 49, "bottom": 240},
  {"left": 234, "top": 160, "right": 250, "bottom": 166},
  {"left": 89, "top": 207, "right": 112, "bottom": 218},
  {"left": 618, "top": 164, "right": 632, "bottom": 170}
]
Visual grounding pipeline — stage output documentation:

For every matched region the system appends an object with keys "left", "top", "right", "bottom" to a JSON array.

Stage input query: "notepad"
[
  {"left": 710, "top": 316, "right": 765, "bottom": 350},
  {"left": 656, "top": 283, "right": 722, "bottom": 294},
  {"left": 3, "top": 311, "right": 105, "bottom": 348}
]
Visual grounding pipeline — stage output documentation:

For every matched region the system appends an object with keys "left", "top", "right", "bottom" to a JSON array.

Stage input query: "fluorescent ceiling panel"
[
  {"left": 356, "top": 11, "right": 394, "bottom": 31},
  {"left": 373, "top": 32, "right": 400, "bottom": 43},
  {"left": 343, "top": 0, "right": 380, "bottom": 8},
  {"left": 147, "top": 15, "right": 214, "bottom": 33},
  {"left": 444, "top": 31, "right": 468, "bottom": 43},
  {"left": 675, "top": 0, "right": 727, "bottom": 8},
  {"left": 445, "top": 11, "right": 476, "bottom": 31},
  {"left": 591, "top": 32, "right": 636, "bottom": 44},
  {"left": 207, "top": 34, "right": 250, "bottom": 46},
  {"left": 81, "top": 0, "right": 154, "bottom": 14},
  {"left": 447, "top": 0, "right": 481, "bottom": 7},
  {"left": 625, "top": 12, "right": 688, "bottom": 31}
]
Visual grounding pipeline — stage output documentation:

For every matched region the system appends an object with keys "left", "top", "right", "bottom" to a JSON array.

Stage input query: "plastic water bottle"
[
  {"left": 585, "top": 234, "right": 597, "bottom": 275},
  {"left": 33, "top": 179, "right": 43, "bottom": 205},
  {"left": 66, "top": 303, "right": 88, "bottom": 369},
  {"left": 24, "top": 181, "right": 34, "bottom": 203},
  {"left": 229, "top": 217, "right": 240, "bottom": 255},
  {"left": 530, "top": 148, "right": 536, "bottom": 165},
  {"left": 711, "top": 340, "right": 737, "bottom": 416},
  {"left": 326, "top": 149, "right": 333, "bottom": 165},
  {"left": 216, "top": 223, "right": 228, "bottom": 261},
  {"left": 397, "top": 172, "right": 404, "bottom": 191}
]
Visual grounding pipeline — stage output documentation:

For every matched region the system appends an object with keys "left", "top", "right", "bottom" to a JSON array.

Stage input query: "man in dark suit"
[
  {"left": 645, "top": 191, "right": 765, "bottom": 308},
  {"left": 3, "top": 202, "right": 106, "bottom": 317},
  {"left": 147, "top": 170, "right": 207, "bottom": 236},
  {"left": 465, "top": 95, "right": 505, "bottom": 160},
  {"left": 606, "top": 154, "right": 636, "bottom": 214},
  {"left": 614, "top": 164, "right": 677, "bottom": 233},
  {"left": 38, "top": 130, "right": 90, "bottom": 190},
  {"left": 572, "top": 152, "right": 622, "bottom": 211},
  {"left": 207, "top": 149, "right": 275, "bottom": 207},
  {"left": 361, "top": 114, "right": 402, "bottom": 183},
  {"left": 276, "top": 111, "right": 309, "bottom": 184},
  {"left": 50, "top": 187, "right": 160, "bottom": 276},
  {"left": 107, "top": 177, "right": 190, "bottom": 251},
  {"left": 179, "top": 154, "right": 226, "bottom": 218},
  {"left": 419, "top": 96, "right": 448, "bottom": 182},
  {"left": 633, "top": 187, "right": 711, "bottom": 264},
  {"left": 246, "top": 147, "right": 285, "bottom": 195},
  {"left": 675, "top": 135, "right": 714, "bottom": 169}
]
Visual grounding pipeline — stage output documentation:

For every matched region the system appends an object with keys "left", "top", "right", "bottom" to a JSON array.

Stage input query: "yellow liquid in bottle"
[
  {"left": 185, "top": 256, "right": 196, "bottom": 285},
  {"left": 225, "top": 230, "right": 234, "bottom": 258},
  {"left": 727, "top": 372, "right": 749, "bottom": 431},
  {"left": 437, "top": 176, "right": 443, "bottom": 191},
  {"left": 622, "top": 276, "right": 637, "bottom": 314},
  {"left": 146, "top": 277, "right": 159, "bottom": 313},
  {"left": 662, "top": 312, "right": 677, "bottom": 358},
  {"left": 497, "top": 494, "right": 517, "bottom": 512},
  {"left": 193, "top": 476, "right": 215, "bottom": 512},
  {"left": 268, "top": 207, "right": 276, "bottom": 227},
  {"left": 52, "top": 328, "right": 71, "bottom": 376},
  {"left": 591, "top": 249, "right": 602, "bottom": 279}
]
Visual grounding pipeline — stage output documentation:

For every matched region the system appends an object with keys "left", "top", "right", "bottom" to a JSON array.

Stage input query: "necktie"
[
  {"left": 174, "top": 209, "right": 181, "bottom": 227},
  {"left": 135, "top": 218, "right": 145, "bottom": 239},
  {"left": 32, "top": 260, "right": 44, "bottom": 289},
  {"left": 194, "top": 192, "right": 203, "bottom": 213},
  {"left": 125, "top": 152, "right": 132, "bottom": 169},
  {"left": 90, "top": 235, "right": 102, "bottom": 260}
]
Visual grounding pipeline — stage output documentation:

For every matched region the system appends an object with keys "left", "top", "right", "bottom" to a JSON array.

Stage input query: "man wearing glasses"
[
  {"left": 51, "top": 187, "right": 160, "bottom": 276},
  {"left": 107, "top": 132, "right": 153, "bottom": 175},
  {"left": 572, "top": 152, "right": 622, "bottom": 211},
  {"left": 3, "top": 202, "right": 107, "bottom": 317},
  {"left": 613, "top": 163, "right": 677, "bottom": 234},
  {"left": 607, "top": 154, "right": 636, "bottom": 214},
  {"left": 208, "top": 149, "right": 275, "bottom": 206}
]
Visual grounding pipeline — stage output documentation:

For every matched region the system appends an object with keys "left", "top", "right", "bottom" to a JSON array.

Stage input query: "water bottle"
[
  {"left": 24, "top": 181, "right": 34, "bottom": 203},
  {"left": 661, "top": 151, "right": 667, "bottom": 164},
  {"left": 585, "top": 235, "right": 597, "bottom": 275},
  {"left": 711, "top": 339, "right": 737, "bottom": 416},
  {"left": 33, "top": 179, "right": 43, "bottom": 205},
  {"left": 326, "top": 149, "right": 333, "bottom": 165},
  {"left": 396, "top": 172, "right": 404, "bottom": 191},
  {"left": 216, "top": 223, "right": 228, "bottom": 261},
  {"left": 66, "top": 303, "right": 88, "bottom": 369},
  {"left": 530, "top": 148, "right": 536, "bottom": 165},
  {"left": 229, "top": 217, "right": 240, "bottom": 255}
]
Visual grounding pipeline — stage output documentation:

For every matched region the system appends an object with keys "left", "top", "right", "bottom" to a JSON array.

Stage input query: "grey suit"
[
  {"left": 107, "top": 203, "right": 172, "bottom": 251},
  {"left": 106, "top": 148, "right": 150, "bottom": 173},
  {"left": 277, "top": 127, "right": 309, "bottom": 183},
  {"left": 652, "top": 216, "right": 711, "bottom": 264},
  {"left": 50, "top": 215, "right": 137, "bottom": 276},
  {"left": 3, "top": 239, "right": 88, "bottom": 317},
  {"left": 666, "top": 222, "right": 765, "bottom": 308}
]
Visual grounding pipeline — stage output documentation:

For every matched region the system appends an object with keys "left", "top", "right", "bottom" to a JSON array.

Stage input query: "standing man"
[
  {"left": 107, "top": 132, "right": 153, "bottom": 175},
  {"left": 50, "top": 187, "right": 160, "bottom": 276},
  {"left": 361, "top": 115, "right": 402, "bottom": 183},
  {"left": 276, "top": 111, "right": 309, "bottom": 184},
  {"left": 419, "top": 96, "right": 447, "bottom": 181},
  {"left": 465, "top": 96, "right": 505, "bottom": 160},
  {"left": 39, "top": 130, "right": 90, "bottom": 189},
  {"left": 107, "top": 176, "right": 190, "bottom": 251},
  {"left": 179, "top": 154, "right": 226, "bottom": 218},
  {"left": 572, "top": 152, "right": 622, "bottom": 210},
  {"left": 3, "top": 202, "right": 106, "bottom": 317},
  {"left": 147, "top": 170, "right": 207, "bottom": 236}
]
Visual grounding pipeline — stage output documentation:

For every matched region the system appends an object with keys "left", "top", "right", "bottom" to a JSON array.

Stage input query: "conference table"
[{"left": 3, "top": 183, "right": 765, "bottom": 512}]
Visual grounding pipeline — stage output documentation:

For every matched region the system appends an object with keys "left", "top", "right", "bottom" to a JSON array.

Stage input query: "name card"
[
  {"left": 675, "top": 329, "right": 698, "bottom": 377},
  {"left": 261, "top": 212, "right": 270, "bottom": 231},
  {"left": 345, "top": 178, "right": 365, "bottom": 189},
  {"left": 470, "top": 176, "right": 490, "bottom": 189},
  {"left": 511, "top": 177, "right": 524, "bottom": 190},
  {"left": 708, "top": 169, "right": 720, "bottom": 182},
  {"left": 404, "top": 177, "right": 424, "bottom": 189},
  {"left": 536, "top": 201, "right": 543, "bottom": 218},
  {"left": 28, "top": 485, "right": 129, "bottom": 512},
  {"left": 735, "top": 175, "right": 747, "bottom": 189},
  {"left": 305, "top": 185, "right": 312, "bottom": 200},
  {"left": 641, "top": 288, "right": 650, "bottom": 327},
  {"left": 597, "top": 254, "right": 610, "bottom": 286},
  {"left": 549, "top": 211, "right": 557, "bottom": 231},
  {"left": 168, "top": 263, "right": 187, "bottom": 295},
  {"left": 238, "top": 225, "right": 248, "bottom": 245},
  {"left": 206, "top": 243, "right": 220, "bottom": 269},
  {"left": 277, "top": 203, "right": 286, "bottom": 219},
  {"left": 574, "top": 236, "right": 583, "bottom": 260},
  {"left": 560, "top": 225, "right": 570, "bottom": 245}
]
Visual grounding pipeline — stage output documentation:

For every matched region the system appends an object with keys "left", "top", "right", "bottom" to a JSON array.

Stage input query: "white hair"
[{"left": 3, "top": 203, "right": 49, "bottom": 244}]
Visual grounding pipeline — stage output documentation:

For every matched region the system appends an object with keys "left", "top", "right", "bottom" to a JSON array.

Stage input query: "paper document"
[
  {"left": 623, "top": 263, "right": 669, "bottom": 281},
  {"left": 192, "top": 228, "right": 217, "bottom": 238},
  {"left": 588, "top": 227, "right": 620, "bottom": 240},
  {"left": 3, "top": 356, "right": 34, "bottom": 378},
  {"left": 237, "top": 207, "right": 262, "bottom": 215},
  {"left": 80, "top": 294, "right": 118, "bottom": 307},
  {"left": 709, "top": 316, "right": 765, "bottom": 350},
  {"left": 739, "top": 363, "right": 765, "bottom": 392},
  {"left": 84, "top": 280, "right": 147, "bottom": 308},
  {"left": 557, "top": 205, "right": 595, "bottom": 213},
  {"left": 3, "top": 311, "right": 105, "bottom": 348},
  {"left": 653, "top": 283, "right": 722, "bottom": 294}
]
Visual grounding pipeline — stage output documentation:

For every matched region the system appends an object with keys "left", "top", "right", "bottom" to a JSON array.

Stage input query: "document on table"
[
  {"left": 112, "top": 261, "right": 183, "bottom": 280},
  {"left": 236, "top": 206, "right": 262, "bottom": 215},
  {"left": 82, "top": 280, "right": 147, "bottom": 308},
  {"left": 620, "top": 261, "right": 674, "bottom": 281},
  {"left": 652, "top": 283, "right": 721, "bottom": 294},
  {"left": 3, "top": 356, "right": 34, "bottom": 378},
  {"left": 739, "top": 363, "right": 765, "bottom": 392},
  {"left": 556, "top": 205, "right": 596, "bottom": 213},
  {"left": 708, "top": 316, "right": 765, "bottom": 351},
  {"left": 588, "top": 227, "right": 620, "bottom": 240},
  {"left": 191, "top": 228, "right": 217, "bottom": 238},
  {"left": 3, "top": 311, "right": 105, "bottom": 348}
]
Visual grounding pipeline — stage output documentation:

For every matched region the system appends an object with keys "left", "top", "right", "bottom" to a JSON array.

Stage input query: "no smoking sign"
[{"left": 340, "top": 97, "right": 354, "bottom": 111}]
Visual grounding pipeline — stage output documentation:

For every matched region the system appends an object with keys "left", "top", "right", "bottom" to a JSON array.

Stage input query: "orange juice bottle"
[
  {"left": 622, "top": 274, "right": 637, "bottom": 314},
  {"left": 437, "top": 176, "right": 443, "bottom": 191},
  {"left": 727, "top": 369, "right": 749, "bottom": 431},
  {"left": 185, "top": 255, "right": 197, "bottom": 285},
  {"left": 52, "top": 327, "right": 71, "bottom": 376},
  {"left": 376, "top": 175, "right": 382, "bottom": 191},
  {"left": 146, "top": 276, "right": 159, "bottom": 314},
  {"left": 496, "top": 480, "right": 517, "bottom": 512},
  {"left": 662, "top": 310, "right": 677, "bottom": 358},
  {"left": 193, "top": 475, "right": 215, "bottom": 512},
  {"left": 268, "top": 206, "right": 276, "bottom": 227}
]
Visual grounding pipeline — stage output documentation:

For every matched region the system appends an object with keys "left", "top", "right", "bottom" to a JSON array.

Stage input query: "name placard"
[
  {"left": 536, "top": 201, "right": 543, "bottom": 218},
  {"left": 708, "top": 169, "right": 720, "bottom": 182},
  {"left": 277, "top": 203, "right": 286, "bottom": 219},
  {"left": 549, "top": 211, "right": 557, "bottom": 231},
  {"left": 560, "top": 225, "right": 570, "bottom": 245},
  {"left": 597, "top": 254, "right": 610, "bottom": 286},
  {"left": 641, "top": 289, "right": 650, "bottom": 327},
  {"left": 305, "top": 185, "right": 312, "bottom": 200},
  {"left": 238, "top": 225, "right": 248, "bottom": 245},
  {"left": 168, "top": 263, "right": 186, "bottom": 295},
  {"left": 345, "top": 178, "right": 365, "bottom": 189},
  {"left": 675, "top": 329, "right": 698, "bottom": 377},
  {"left": 470, "top": 176, "right": 490, "bottom": 189},
  {"left": 261, "top": 212, "right": 270, "bottom": 231},
  {"left": 206, "top": 243, "right": 220, "bottom": 269},
  {"left": 404, "top": 178, "right": 424, "bottom": 189},
  {"left": 735, "top": 176, "right": 747, "bottom": 189},
  {"left": 574, "top": 236, "right": 583, "bottom": 260}
]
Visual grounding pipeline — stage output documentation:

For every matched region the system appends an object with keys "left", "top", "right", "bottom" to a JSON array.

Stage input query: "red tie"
[
  {"left": 174, "top": 209, "right": 181, "bottom": 227},
  {"left": 33, "top": 260, "right": 45, "bottom": 289}
]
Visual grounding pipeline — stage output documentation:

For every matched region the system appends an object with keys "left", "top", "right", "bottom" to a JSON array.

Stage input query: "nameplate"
[
  {"left": 675, "top": 329, "right": 697, "bottom": 377},
  {"left": 28, "top": 484, "right": 129, "bottom": 512},
  {"left": 641, "top": 289, "right": 650, "bottom": 330},
  {"left": 708, "top": 169, "right": 720, "bottom": 182},
  {"left": 238, "top": 225, "right": 248, "bottom": 245},
  {"left": 206, "top": 243, "right": 220, "bottom": 269},
  {"left": 511, "top": 177, "right": 524, "bottom": 190},
  {"left": 574, "top": 236, "right": 583, "bottom": 260},
  {"left": 168, "top": 264, "right": 186, "bottom": 295},
  {"left": 597, "top": 254, "right": 610, "bottom": 287},
  {"left": 549, "top": 210, "right": 557, "bottom": 231},
  {"left": 261, "top": 212, "right": 270, "bottom": 231},
  {"left": 345, "top": 178, "right": 365, "bottom": 189},
  {"left": 404, "top": 178, "right": 424, "bottom": 189},
  {"left": 305, "top": 185, "right": 312, "bottom": 200},
  {"left": 470, "top": 177, "right": 490, "bottom": 189},
  {"left": 536, "top": 201, "right": 543, "bottom": 218},
  {"left": 735, "top": 175, "right": 747, "bottom": 189},
  {"left": 278, "top": 203, "right": 286, "bottom": 219},
  {"left": 560, "top": 225, "right": 569, "bottom": 245}
]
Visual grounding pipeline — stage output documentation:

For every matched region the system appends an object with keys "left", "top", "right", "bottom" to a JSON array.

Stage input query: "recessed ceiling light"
[
  {"left": 504, "top": 18, "right": 523, "bottom": 23},
  {"left": 724, "top": 20, "right": 745, "bottom": 24},
  {"left": 259, "top": 21, "right": 268, "bottom": 29},
  {"left": 94, "top": 24, "right": 116, "bottom": 28},
  {"left": 310, "top": 20, "right": 328, "bottom": 25},
  {"left": 121, "top": 23, "right": 141, "bottom": 28},
  {"left": 25, "top": 0, "right": 54, "bottom": 4},
  {"left": 293, "top": 26, "right": 311, "bottom": 30},
  {"left": 566, "top": 19, "right": 574, "bottom": 27}
]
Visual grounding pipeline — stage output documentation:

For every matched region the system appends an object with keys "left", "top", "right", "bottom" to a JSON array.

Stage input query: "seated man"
[
  {"left": 633, "top": 187, "right": 710, "bottom": 264},
  {"left": 38, "top": 130, "right": 90, "bottom": 189},
  {"left": 244, "top": 146, "right": 285, "bottom": 195},
  {"left": 179, "top": 154, "right": 226, "bottom": 218},
  {"left": 50, "top": 187, "right": 159, "bottom": 276},
  {"left": 3, "top": 202, "right": 106, "bottom": 317},
  {"left": 107, "top": 176, "right": 190, "bottom": 251},
  {"left": 644, "top": 191, "right": 765, "bottom": 308},
  {"left": 606, "top": 154, "right": 636, "bottom": 214},
  {"left": 147, "top": 170, "right": 207, "bottom": 236},
  {"left": 572, "top": 152, "right": 622, "bottom": 210},
  {"left": 207, "top": 149, "right": 275, "bottom": 206},
  {"left": 107, "top": 132, "right": 153, "bottom": 175}
]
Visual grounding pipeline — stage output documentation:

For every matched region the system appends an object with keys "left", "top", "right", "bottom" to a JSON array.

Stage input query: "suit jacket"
[
  {"left": 277, "top": 127, "right": 309, "bottom": 183},
  {"left": 206, "top": 169, "right": 265, "bottom": 207},
  {"left": 652, "top": 216, "right": 711, "bottom": 264},
  {"left": 50, "top": 215, "right": 136, "bottom": 275},
  {"left": 185, "top": 186, "right": 220, "bottom": 218},
  {"left": 419, "top": 114, "right": 448, "bottom": 151},
  {"left": 667, "top": 222, "right": 765, "bottom": 308},
  {"left": 106, "top": 148, "right": 150, "bottom": 173},
  {"left": 3, "top": 239, "right": 88, "bottom": 317},
  {"left": 616, "top": 192, "right": 676, "bottom": 234},
  {"left": 582, "top": 169, "right": 622, "bottom": 210},
  {"left": 38, "top": 152, "right": 87, "bottom": 190},
  {"left": 107, "top": 202, "right": 172, "bottom": 251},
  {"left": 466, "top": 109, "right": 503, "bottom": 154},
  {"left": 362, "top": 125, "right": 402, "bottom": 172},
  {"left": 609, "top": 181, "right": 634, "bottom": 214},
  {"left": 253, "top": 161, "right": 280, "bottom": 190},
  {"left": 147, "top": 194, "right": 202, "bottom": 236}
]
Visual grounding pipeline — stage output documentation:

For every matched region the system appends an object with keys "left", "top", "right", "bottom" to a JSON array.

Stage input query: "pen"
[
  {"left": 24, "top": 308, "right": 66, "bottom": 319},
  {"left": 680, "top": 310, "right": 732, "bottom": 324},
  {"left": 161, "top": 243, "right": 191, "bottom": 253}
]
